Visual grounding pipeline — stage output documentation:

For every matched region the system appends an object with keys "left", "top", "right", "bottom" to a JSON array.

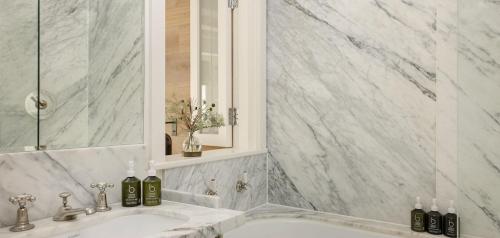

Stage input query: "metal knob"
[
  {"left": 90, "top": 182, "right": 114, "bottom": 192},
  {"left": 58, "top": 192, "right": 71, "bottom": 208},
  {"left": 205, "top": 179, "right": 218, "bottom": 196},
  {"left": 9, "top": 194, "right": 36, "bottom": 208},
  {"left": 9, "top": 194, "right": 36, "bottom": 232}
]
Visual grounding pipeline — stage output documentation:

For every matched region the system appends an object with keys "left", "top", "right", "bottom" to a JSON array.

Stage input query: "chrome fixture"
[
  {"left": 24, "top": 91, "right": 56, "bottom": 120},
  {"left": 53, "top": 192, "right": 96, "bottom": 221},
  {"left": 8, "top": 193, "right": 36, "bottom": 232},
  {"left": 236, "top": 171, "right": 250, "bottom": 192},
  {"left": 205, "top": 179, "right": 218, "bottom": 196},
  {"left": 30, "top": 96, "right": 48, "bottom": 110},
  {"left": 90, "top": 182, "right": 114, "bottom": 212}
]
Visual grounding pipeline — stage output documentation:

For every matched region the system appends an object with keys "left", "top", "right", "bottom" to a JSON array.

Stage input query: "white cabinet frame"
[{"left": 190, "top": 0, "right": 233, "bottom": 147}]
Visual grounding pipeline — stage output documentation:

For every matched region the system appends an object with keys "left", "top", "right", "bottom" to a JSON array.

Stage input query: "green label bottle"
[
  {"left": 122, "top": 177, "right": 141, "bottom": 207},
  {"left": 122, "top": 161, "right": 141, "bottom": 207},
  {"left": 142, "top": 160, "right": 161, "bottom": 206}
]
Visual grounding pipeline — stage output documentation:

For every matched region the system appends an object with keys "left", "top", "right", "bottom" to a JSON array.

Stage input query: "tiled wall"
[
  {"left": 163, "top": 153, "right": 267, "bottom": 211},
  {"left": 266, "top": 1, "right": 500, "bottom": 238}
]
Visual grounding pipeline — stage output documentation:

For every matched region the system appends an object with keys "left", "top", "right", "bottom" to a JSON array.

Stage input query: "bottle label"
[
  {"left": 122, "top": 180, "right": 141, "bottom": 206},
  {"left": 445, "top": 217, "right": 457, "bottom": 236},
  {"left": 143, "top": 181, "right": 161, "bottom": 206},
  {"left": 428, "top": 215, "right": 443, "bottom": 234},
  {"left": 411, "top": 212, "right": 425, "bottom": 232}
]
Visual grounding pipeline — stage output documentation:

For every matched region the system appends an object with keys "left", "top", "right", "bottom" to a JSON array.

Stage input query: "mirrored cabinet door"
[
  {"left": 0, "top": 1, "right": 39, "bottom": 153},
  {"left": 0, "top": 0, "right": 145, "bottom": 154}
]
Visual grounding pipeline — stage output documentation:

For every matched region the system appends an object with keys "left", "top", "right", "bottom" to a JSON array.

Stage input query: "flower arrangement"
[{"left": 167, "top": 99, "right": 225, "bottom": 157}]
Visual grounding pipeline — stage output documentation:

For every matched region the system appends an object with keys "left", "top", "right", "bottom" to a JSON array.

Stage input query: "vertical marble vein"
[
  {"left": 39, "top": 0, "right": 90, "bottom": 149},
  {"left": 88, "top": 0, "right": 144, "bottom": 146},
  {"left": 456, "top": 0, "right": 500, "bottom": 237},
  {"left": 0, "top": 0, "right": 38, "bottom": 152},
  {"left": 267, "top": 0, "right": 436, "bottom": 224}
]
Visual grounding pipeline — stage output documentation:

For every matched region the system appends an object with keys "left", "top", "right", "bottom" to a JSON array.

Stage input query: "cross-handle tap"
[
  {"left": 8, "top": 193, "right": 36, "bottom": 232},
  {"left": 90, "top": 182, "right": 114, "bottom": 212}
]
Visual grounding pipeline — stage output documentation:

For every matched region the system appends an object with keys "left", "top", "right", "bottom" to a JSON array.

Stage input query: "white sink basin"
[{"left": 51, "top": 214, "right": 187, "bottom": 238}]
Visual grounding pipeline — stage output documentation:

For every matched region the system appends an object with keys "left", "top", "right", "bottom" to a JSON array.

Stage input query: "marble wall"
[
  {"left": 267, "top": 0, "right": 436, "bottom": 224},
  {"left": 163, "top": 153, "right": 267, "bottom": 211},
  {"left": 0, "top": 1, "right": 38, "bottom": 152},
  {"left": 267, "top": 1, "right": 500, "bottom": 237},
  {"left": 39, "top": 0, "right": 90, "bottom": 149},
  {"left": 0, "top": 145, "right": 147, "bottom": 228},
  {"left": 0, "top": 0, "right": 144, "bottom": 152},
  {"left": 456, "top": 0, "right": 500, "bottom": 237},
  {"left": 87, "top": 0, "right": 144, "bottom": 147},
  {"left": 0, "top": 0, "right": 148, "bottom": 230}
]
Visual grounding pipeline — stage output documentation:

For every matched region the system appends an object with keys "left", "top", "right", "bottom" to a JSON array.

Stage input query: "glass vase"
[{"left": 182, "top": 132, "right": 202, "bottom": 157}]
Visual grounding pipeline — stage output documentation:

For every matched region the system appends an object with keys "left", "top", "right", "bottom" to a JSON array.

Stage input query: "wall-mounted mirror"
[
  {"left": 0, "top": 0, "right": 144, "bottom": 153},
  {"left": 165, "top": 0, "right": 233, "bottom": 156}
]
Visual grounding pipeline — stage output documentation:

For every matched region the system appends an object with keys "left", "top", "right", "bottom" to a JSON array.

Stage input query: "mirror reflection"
[{"left": 0, "top": 0, "right": 145, "bottom": 153}]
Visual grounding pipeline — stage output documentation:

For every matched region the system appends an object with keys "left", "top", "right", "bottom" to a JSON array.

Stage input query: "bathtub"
[{"left": 224, "top": 218, "right": 399, "bottom": 238}]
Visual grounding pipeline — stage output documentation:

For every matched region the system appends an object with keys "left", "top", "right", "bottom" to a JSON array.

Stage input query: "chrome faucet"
[
  {"left": 205, "top": 179, "right": 218, "bottom": 196},
  {"left": 90, "top": 182, "right": 114, "bottom": 212},
  {"left": 9, "top": 193, "right": 36, "bottom": 232},
  {"left": 53, "top": 192, "right": 96, "bottom": 221},
  {"left": 236, "top": 171, "right": 250, "bottom": 193}
]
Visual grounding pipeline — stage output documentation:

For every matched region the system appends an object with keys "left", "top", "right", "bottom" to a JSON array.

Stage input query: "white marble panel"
[
  {"left": 0, "top": 0, "right": 38, "bottom": 152},
  {"left": 457, "top": 0, "right": 500, "bottom": 237},
  {"left": 39, "top": 0, "right": 90, "bottom": 149},
  {"left": 267, "top": 0, "right": 436, "bottom": 224},
  {"left": 436, "top": 0, "right": 459, "bottom": 209},
  {"left": 163, "top": 154, "right": 267, "bottom": 211},
  {"left": 88, "top": 0, "right": 144, "bottom": 146},
  {"left": 0, "top": 145, "right": 147, "bottom": 228}
]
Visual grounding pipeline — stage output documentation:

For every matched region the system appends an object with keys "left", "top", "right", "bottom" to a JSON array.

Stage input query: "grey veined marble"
[
  {"left": 0, "top": 145, "right": 147, "bottom": 228},
  {"left": 456, "top": 0, "right": 500, "bottom": 237},
  {"left": 0, "top": 0, "right": 144, "bottom": 152},
  {"left": 0, "top": 0, "right": 38, "bottom": 152},
  {"left": 163, "top": 153, "right": 268, "bottom": 211},
  {"left": 87, "top": 0, "right": 144, "bottom": 147},
  {"left": 267, "top": 0, "right": 436, "bottom": 225}
]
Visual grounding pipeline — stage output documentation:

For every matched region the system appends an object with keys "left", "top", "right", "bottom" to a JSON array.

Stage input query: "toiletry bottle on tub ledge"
[
  {"left": 427, "top": 198, "right": 443, "bottom": 235},
  {"left": 411, "top": 197, "right": 426, "bottom": 232},
  {"left": 443, "top": 200, "right": 459, "bottom": 237}
]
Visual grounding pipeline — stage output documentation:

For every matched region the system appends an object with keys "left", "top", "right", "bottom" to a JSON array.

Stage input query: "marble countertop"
[{"left": 0, "top": 201, "right": 244, "bottom": 238}]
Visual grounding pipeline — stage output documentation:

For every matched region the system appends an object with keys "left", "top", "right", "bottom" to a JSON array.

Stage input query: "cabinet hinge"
[
  {"left": 228, "top": 108, "right": 238, "bottom": 126},
  {"left": 228, "top": 0, "right": 238, "bottom": 10}
]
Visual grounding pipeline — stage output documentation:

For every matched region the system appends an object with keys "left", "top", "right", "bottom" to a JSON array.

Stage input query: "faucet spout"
[
  {"left": 53, "top": 192, "right": 96, "bottom": 221},
  {"left": 53, "top": 207, "right": 96, "bottom": 221}
]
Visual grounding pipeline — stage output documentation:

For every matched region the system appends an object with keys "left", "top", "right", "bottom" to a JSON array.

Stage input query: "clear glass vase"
[{"left": 182, "top": 132, "right": 202, "bottom": 157}]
